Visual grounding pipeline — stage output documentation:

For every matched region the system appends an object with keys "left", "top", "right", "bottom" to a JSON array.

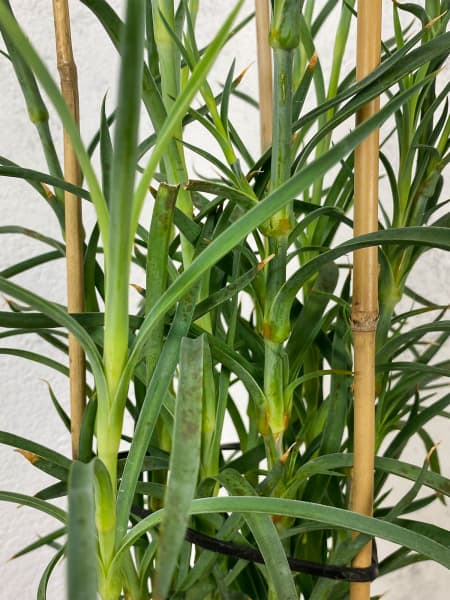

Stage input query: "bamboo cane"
[
  {"left": 255, "top": 0, "right": 273, "bottom": 151},
  {"left": 52, "top": 0, "right": 85, "bottom": 460},
  {"left": 350, "top": 1, "right": 382, "bottom": 599}
]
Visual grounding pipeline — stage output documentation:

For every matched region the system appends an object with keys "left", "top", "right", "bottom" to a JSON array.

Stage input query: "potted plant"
[{"left": 0, "top": 0, "right": 449, "bottom": 598}]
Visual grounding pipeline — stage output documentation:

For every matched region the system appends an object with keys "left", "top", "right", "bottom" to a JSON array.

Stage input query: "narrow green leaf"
[
  {"left": 220, "top": 59, "right": 236, "bottom": 133},
  {"left": 0, "top": 251, "right": 63, "bottom": 279},
  {"left": 0, "top": 491, "right": 66, "bottom": 523},
  {"left": 0, "top": 277, "right": 107, "bottom": 405},
  {"left": 193, "top": 256, "right": 270, "bottom": 321},
  {"left": 0, "top": 225, "right": 65, "bottom": 253},
  {"left": 145, "top": 183, "right": 178, "bottom": 382},
  {"left": 378, "top": 546, "right": 428, "bottom": 577},
  {"left": 99, "top": 95, "right": 113, "bottom": 199},
  {"left": 43, "top": 381, "right": 71, "bottom": 432},
  {"left": 381, "top": 395, "right": 450, "bottom": 477},
  {"left": 0, "top": 162, "right": 90, "bottom": 200},
  {"left": 35, "top": 481, "right": 67, "bottom": 501},
  {"left": 155, "top": 335, "right": 204, "bottom": 600},
  {"left": 286, "top": 261, "right": 339, "bottom": 374},
  {"left": 218, "top": 470, "right": 298, "bottom": 600},
  {"left": 115, "top": 495, "right": 450, "bottom": 570},
  {"left": 37, "top": 546, "right": 66, "bottom": 600},
  {"left": 84, "top": 224, "right": 103, "bottom": 312},
  {"left": 78, "top": 398, "right": 98, "bottom": 463},
  {"left": 394, "top": 518, "right": 450, "bottom": 548},
  {"left": 320, "top": 301, "right": 352, "bottom": 455},
  {"left": 271, "top": 229, "right": 450, "bottom": 341},
  {"left": 67, "top": 461, "right": 97, "bottom": 600},
  {"left": 378, "top": 321, "right": 450, "bottom": 362},
  {"left": 115, "top": 286, "right": 199, "bottom": 539},
  {"left": 0, "top": 348, "right": 69, "bottom": 379},
  {"left": 0, "top": 431, "right": 71, "bottom": 470},
  {"left": 11, "top": 527, "right": 66, "bottom": 559}
]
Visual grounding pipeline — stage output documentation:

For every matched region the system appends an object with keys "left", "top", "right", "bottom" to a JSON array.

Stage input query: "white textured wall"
[{"left": 0, "top": 1, "right": 448, "bottom": 598}]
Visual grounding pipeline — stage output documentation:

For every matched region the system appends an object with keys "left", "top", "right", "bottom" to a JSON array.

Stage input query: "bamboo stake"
[
  {"left": 350, "top": 1, "right": 382, "bottom": 598},
  {"left": 52, "top": 0, "right": 85, "bottom": 459},
  {"left": 255, "top": 0, "right": 273, "bottom": 151}
]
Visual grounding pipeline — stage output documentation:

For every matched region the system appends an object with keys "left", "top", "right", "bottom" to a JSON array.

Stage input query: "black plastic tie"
[{"left": 131, "top": 506, "right": 379, "bottom": 582}]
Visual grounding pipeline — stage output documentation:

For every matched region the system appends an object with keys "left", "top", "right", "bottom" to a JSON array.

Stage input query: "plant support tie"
[{"left": 132, "top": 505, "right": 379, "bottom": 582}]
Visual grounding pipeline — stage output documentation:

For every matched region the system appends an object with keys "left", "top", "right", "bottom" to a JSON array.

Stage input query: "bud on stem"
[{"left": 269, "top": 0, "right": 301, "bottom": 50}]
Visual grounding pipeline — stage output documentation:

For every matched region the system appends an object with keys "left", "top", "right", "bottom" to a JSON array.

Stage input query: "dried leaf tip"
[
  {"left": 425, "top": 12, "right": 447, "bottom": 29},
  {"left": 258, "top": 253, "right": 275, "bottom": 270},
  {"left": 15, "top": 449, "right": 40, "bottom": 464},
  {"left": 280, "top": 442, "right": 296, "bottom": 464},
  {"left": 233, "top": 63, "right": 252, "bottom": 87},
  {"left": 40, "top": 183, "right": 54, "bottom": 199},
  {"left": 131, "top": 283, "right": 145, "bottom": 295},
  {"left": 426, "top": 442, "right": 440, "bottom": 464},
  {"left": 2, "top": 296, "right": 13, "bottom": 308}
]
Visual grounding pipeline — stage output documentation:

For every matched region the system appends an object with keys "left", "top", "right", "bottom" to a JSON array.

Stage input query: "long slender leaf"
[
  {"left": 37, "top": 546, "right": 66, "bottom": 600},
  {"left": 0, "top": 491, "right": 66, "bottom": 523},
  {"left": 0, "top": 163, "right": 90, "bottom": 200},
  {"left": 11, "top": 526, "right": 66, "bottom": 560},
  {"left": 0, "top": 431, "right": 71, "bottom": 470},
  {"left": 67, "top": 461, "right": 97, "bottom": 600},
  {"left": 270, "top": 228, "right": 450, "bottom": 340},
  {"left": 115, "top": 286, "right": 200, "bottom": 539},
  {"left": 218, "top": 469, "right": 298, "bottom": 600},
  {"left": 154, "top": 335, "right": 204, "bottom": 600},
  {"left": 115, "top": 496, "right": 450, "bottom": 570},
  {"left": 0, "top": 277, "right": 107, "bottom": 404}
]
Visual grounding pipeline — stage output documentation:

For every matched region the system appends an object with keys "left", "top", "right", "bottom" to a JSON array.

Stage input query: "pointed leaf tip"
[{"left": 15, "top": 449, "right": 40, "bottom": 464}]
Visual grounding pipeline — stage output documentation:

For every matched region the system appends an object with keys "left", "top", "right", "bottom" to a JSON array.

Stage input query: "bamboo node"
[
  {"left": 351, "top": 311, "right": 379, "bottom": 332},
  {"left": 57, "top": 60, "right": 78, "bottom": 84}
]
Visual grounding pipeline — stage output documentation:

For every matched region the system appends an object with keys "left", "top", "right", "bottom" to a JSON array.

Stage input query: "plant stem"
[
  {"left": 52, "top": 0, "right": 85, "bottom": 459},
  {"left": 263, "top": 0, "right": 299, "bottom": 455},
  {"left": 255, "top": 0, "right": 273, "bottom": 151},
  {"left": 268, "top": 47, "right": 295, "bottom": 235},
  {"left": 152, "top": 0, "right": 194, "bottom": 268},
  {"left": 350, "top": 2, "right": 382, "bottom": 599}
]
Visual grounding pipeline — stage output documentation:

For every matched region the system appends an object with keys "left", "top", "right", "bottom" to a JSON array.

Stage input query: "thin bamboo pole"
[
  {"left": 52, "top": 0, "right": 86, "bottom": 460},
  {"left": 255, "top": 0, "right": 273, "bottom": 151},
  {"left": 350, "top": 2, "right": 382, "bottom": 599}
]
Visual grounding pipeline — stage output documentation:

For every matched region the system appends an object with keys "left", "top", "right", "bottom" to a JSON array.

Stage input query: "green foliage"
[{"left": 0, "top": 1, "right": 449, "bottom": 599}]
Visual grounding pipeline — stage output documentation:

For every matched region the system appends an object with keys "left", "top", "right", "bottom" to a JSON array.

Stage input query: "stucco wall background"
[{"left": 0, "top": 1, "right": 448, "bottom": 598}]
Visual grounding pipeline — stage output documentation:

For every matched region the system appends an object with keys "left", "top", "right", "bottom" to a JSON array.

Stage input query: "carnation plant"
[{"left": 0, "top": 1, "right": 449, "bottom": 599}]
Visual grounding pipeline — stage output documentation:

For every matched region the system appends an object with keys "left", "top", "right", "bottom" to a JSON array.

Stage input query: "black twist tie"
[{"left": 131, "top": 506, "right": 379, "bottom": 582}]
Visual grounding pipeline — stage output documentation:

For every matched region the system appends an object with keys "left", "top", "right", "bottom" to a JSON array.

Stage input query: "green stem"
[
  {"left": 268, "top": 47, "right": 295, "bottom": 236},
  {"left": 263, "top": 5, "right": 298, "bottom": 454},
  {"left": 103, "top": 0, "right": 145, "bottom": 404},
  {"left": 152, "top": 0, "right": 194, "bottom": 268}
]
